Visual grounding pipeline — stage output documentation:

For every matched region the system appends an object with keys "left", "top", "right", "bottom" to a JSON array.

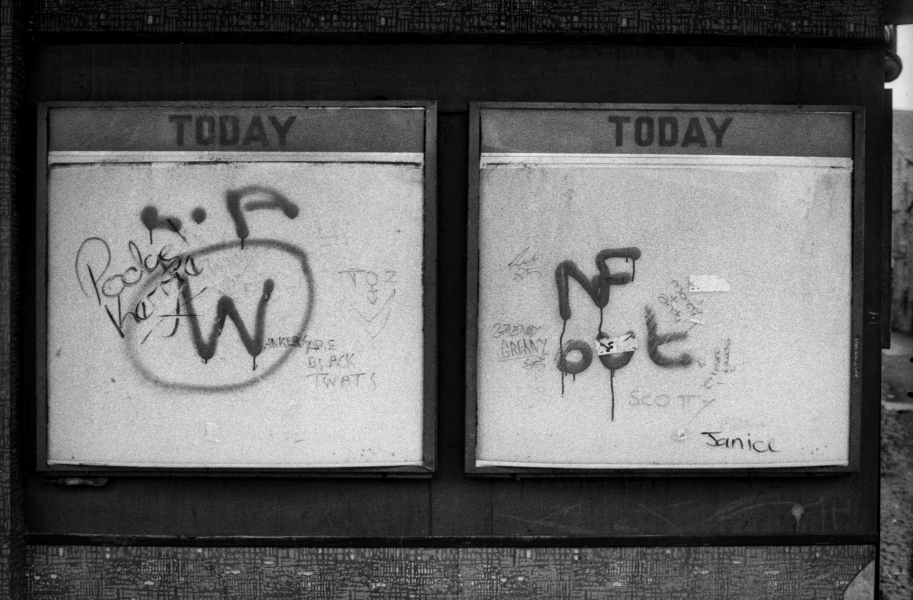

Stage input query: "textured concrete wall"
[
  {"left": 29, "top": 0, "right": 882, "bottom": 39},
  {"left": 27, "top": 545, "right": 875, "bottom": 600},
  {"left": 1, "top": 0, "right": 26, "bottom": 598},
  {"left": 892, "top": 111, "right": 913, "bottom": 333}
]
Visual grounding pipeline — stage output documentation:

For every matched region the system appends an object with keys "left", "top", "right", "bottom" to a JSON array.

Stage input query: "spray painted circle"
[
  {"left": 557, "top": 339, "right": 593, "bottom": 375},
  {"left": 124, "top": 239, "right": 313, "bottom": 393}
]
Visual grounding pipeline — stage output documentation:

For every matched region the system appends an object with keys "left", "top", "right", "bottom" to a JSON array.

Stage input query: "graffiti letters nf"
[
  {"left": 553, "top": 247, "right": 694, "bottom": 418},
  {"left": 555, "top": 248, "right": 640, "bottom": 416}
]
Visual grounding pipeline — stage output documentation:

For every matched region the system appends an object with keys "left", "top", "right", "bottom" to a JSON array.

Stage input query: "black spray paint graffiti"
[
  {"left": 644, "top": 305, "right": 693, "bottom": 368},
  {"left": 555, "top": 247, "right": 640, "bottom": 419},
  {"left": 227, "top": 186, "right": 300, "bottom": 248},
  {"left": 180, "top": 278, "right": 275, "bottom": 371},
  {"left": 139, "top": 205, "right": 186, "bottom": 244},
  {"left": 76, "top": 187, "right": 312, "bottom": 392},
  {"left": 125, "top": 240, "right": 313, "bottom": 393},
  {"left": 74, "top": 237, "right": 205, "bottom": 339},
  {"left": 555, "top": 248, "right": 693, "bottom": 420}
]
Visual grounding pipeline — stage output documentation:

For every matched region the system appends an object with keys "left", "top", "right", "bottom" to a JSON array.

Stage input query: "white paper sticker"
[
  {"left": 596, "top": 332, "right": 638, "bottom": 356},
  {"left": 688, "top": 274, "right": 731, "bottom": 293}
]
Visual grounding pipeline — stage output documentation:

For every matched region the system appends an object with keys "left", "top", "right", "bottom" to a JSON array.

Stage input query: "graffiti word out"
[
  {"left": 701, "top": 431, "right": 780, "bottom": 453},
  {"left": 607, "top": 116, "right": 733, "bottom": 148},
  {"left": 169, "top": 114, "right": 297, "bottom": 147},
  {"left": 303, "top": 372, "right": 377, "bottom": 390},
  {"left": 556, "top": 310, "right": 693, "bottom": 376},
  {"left": 500, "top": 338, "right": 548, "bottom": 361},
  {"left": 701, "top": 338, "right": 735, "bottom": 389},
  {"left": 492, "top": 323, "right": 542, "bottom": 338},
  {"left": 263, "top": 336, "right": 336, "bottom": 352},
  {"left": 521, "top": 356, "right": 546, "bottom": 372},
  {"left": 628, "top": 390, "right": 716, "bottom": 410},
  {"left": 507, "top": 247, "right": 541, "bottom": 282},
  {"left": 338, "top": 267, "right": 397, "bottom": 338},
  {"left": 338, "top": 268, "right": 397, "bottom": 305},
  {"left": 306, "top": 353, "right": 356, "bottom": 370},
  {"left": 75, "top": 238, "right": 204, "bottom": 339},
  {"left": 657, "top": 279, "right": 703, "bottom": 324}
]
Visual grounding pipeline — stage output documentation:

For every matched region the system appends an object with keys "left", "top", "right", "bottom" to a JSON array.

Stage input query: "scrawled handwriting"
[
  {"left": 306, "top": 353, "right": 356, "bottom": 370},
  {"left": 701, "top": 338, "right": 736, "bottom": 389},
  {"left": 263, "top": 336, "right": 336, "bottom": 352},
  {"left": 629, "top": 390, "right": 716, "bottom": 411},
  {"left": 76, "top": 186, "right": 313, "bottom": 393},
  {"left": 521, "top": 356, "right": 546, "bottom": 372},
  {"left": 499, "top": 338, "right": 548, "bottom": 361},
  {"left": 303, "top": 372, "right": 378, "bottom": 390},
  {"left": 508, "top": 247, "right": 542, "bottom": 281},
  {"left": 75, "top": 237, "right": 205, "bottom": 339},
  {"left": 657, "top": 279, "right": 704, "bottom": 325},
  {"left": 491, "top": 323, "right": 542, "bottom": 338},
  {"left": 338, "top": 268, "right": 397, "bottom": 305},
  {"left": 701, "top": 431, "right": 779, "bottom": 453},
  {"left": 339, "top": 268, "right": 397, "bottom": 338}
]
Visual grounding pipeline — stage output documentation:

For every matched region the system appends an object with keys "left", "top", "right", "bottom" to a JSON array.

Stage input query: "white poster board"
[
  {"left": 470, "top": 105, "right": 859, "bottom": 471},
  {"left": 41, "top": 104, "right": 434, "bottom": 471}
]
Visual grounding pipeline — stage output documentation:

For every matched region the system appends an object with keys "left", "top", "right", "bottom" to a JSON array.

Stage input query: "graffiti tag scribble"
[
  {"left": 644, "top": 305, "right": 693, "bottom": 368},
  {"left": 78, "top": 184, "right": 312, "bottom": 392},
  {"left": 701, "top": 338, "right": 735, "bottom": 388},
  {"left": 508, "top": 247, "right": 542, "bottom": 281},
  {"left": 180, "top": 278, "right": 275, "bottom": 371},
  {"left": 522, "top": 356, "right": 546, "bottom": 372},
  {"left": 74, "top": 237, "right": 111, "bottom": 305},
  {"left": 226, "top": 186, "right": 300, "bottom": 248},
  {"left": 351, "top": 289, "right": 396, "bottom": 339},
  {"left": 125, "top": 239, "right": 314, "bottom": 393},
  {"left": 339, "top": 268, "right": 397, "bottom": 338},
  {"left": 75, "top": 237, "right": 204, "bottom": 338},
  {"left": 657, "top": 279, "right": 704, "bottom": 324},
  {"left": 140, "top": 205, "right": 185, "bottom": 244},
  {"left": 555, "top": 247, "right": 640, "bottom": 420}
]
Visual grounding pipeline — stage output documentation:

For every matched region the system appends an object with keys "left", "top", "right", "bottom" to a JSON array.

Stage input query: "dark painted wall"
[
  {"left": 22, "top": 42, "right": 883, "bottom": 541},
  {"left": 0, "top": 0, "right": 887, "bottom": 596},
  {"left": 25, "top": 545, "right": 876, "bottom": 599},
  {"left": 28, "top": 0, "right": 881, "bottom": 39}
]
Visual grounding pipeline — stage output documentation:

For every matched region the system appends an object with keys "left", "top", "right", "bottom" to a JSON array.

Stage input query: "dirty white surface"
[
  {"left": 476, "top": 155, "right": 853, "bottom": 468},
  {"left": 47, "top": 160, "right": 425, "bottom": 468}
]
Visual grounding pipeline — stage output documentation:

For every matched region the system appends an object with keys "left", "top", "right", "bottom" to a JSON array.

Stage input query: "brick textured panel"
[
  {"left": 30, "top": 0, "right": 882, "bottom": 39},
  {"left": 0, "top": 0, "right": 27, "bottom": 597},
  {"left": 26, "top": 545, "right": 874, "bottom": 599}
]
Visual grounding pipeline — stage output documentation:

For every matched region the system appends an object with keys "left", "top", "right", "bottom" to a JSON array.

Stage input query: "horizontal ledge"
[
  {"left": 24, "top": 533, "right": 879, "bottom": 548},
  {"left": 47, "top": 460, "right": 426, "bottom": 469},
  {"left": 48, "top": 151, "right": 425, "bottom": 165},
  {"left": 25, "top": 32, "right": 886, "bottom": 50},
  {"left": 480, "top": 153, "right": 853, "bottom": 168},
  {"left": 475, "top": 460, "right": 849, "bottom": 469}
]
